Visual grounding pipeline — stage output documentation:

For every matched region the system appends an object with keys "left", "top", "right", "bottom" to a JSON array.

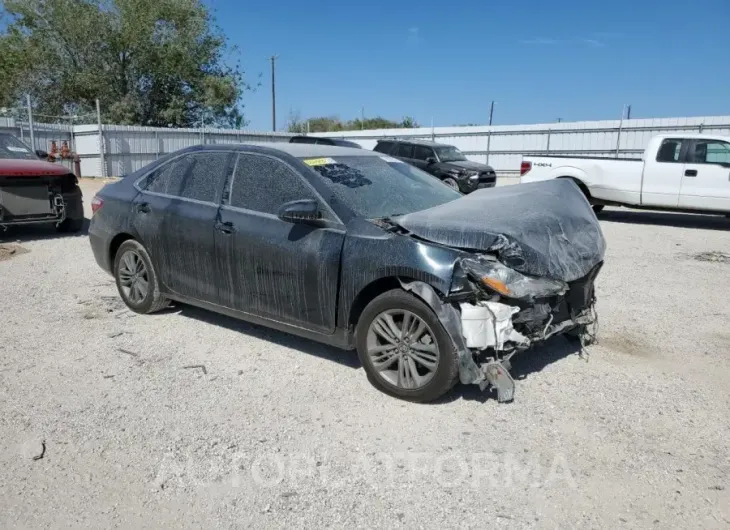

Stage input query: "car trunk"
[{"left": 394, "top": 179, "right": 606, "bottom": 282}]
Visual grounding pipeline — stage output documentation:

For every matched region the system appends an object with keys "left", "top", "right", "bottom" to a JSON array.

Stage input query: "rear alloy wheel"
[
  {"left": 356, "top": 289, "right": 459, "bottom": 402},
  {"left": 113, "top": 239, "right": 168, "bottom": 314},
  {"left": 443, "top": 177, "right": 460, "bottom": 191}
]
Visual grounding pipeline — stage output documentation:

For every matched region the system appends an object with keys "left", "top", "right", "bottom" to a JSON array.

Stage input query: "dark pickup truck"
[{"left": 0, "top": 133, "right": 84, "bottom": 232}]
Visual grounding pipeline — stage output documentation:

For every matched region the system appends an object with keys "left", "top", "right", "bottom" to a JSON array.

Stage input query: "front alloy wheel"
[
  {"left": 356, "top": 289, "right": 459, "bottom": 402},
  {"left": 366, "top": 309, "right": 440, "bottom": 389},
  {"left": 443, "top": 177, "right": 460, "bottom": 191}
]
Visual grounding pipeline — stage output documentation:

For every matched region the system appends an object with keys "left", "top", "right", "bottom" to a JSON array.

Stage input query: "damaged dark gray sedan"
[{"left": 89, "top": 144, "right": 605, "bottom": 402}]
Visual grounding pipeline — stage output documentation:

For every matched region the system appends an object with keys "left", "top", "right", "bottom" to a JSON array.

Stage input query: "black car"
[
  {"left": 290, "top": 135, "right": 362, "bottom": 148},
  {"left": 89, "top": 143, "right": 605, "bottom": 403},
  {"left": 374, "top": 138, "right": 496, "bottom": 193}
]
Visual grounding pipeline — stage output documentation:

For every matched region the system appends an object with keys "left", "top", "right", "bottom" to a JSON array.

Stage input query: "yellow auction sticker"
[{"left": 303, "top": 157, "right": 335, "bottom": 166}]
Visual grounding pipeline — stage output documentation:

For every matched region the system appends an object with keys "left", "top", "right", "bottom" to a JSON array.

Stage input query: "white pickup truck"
[{"left": 520, "top": 134, "right": 730, "bottom": 214}]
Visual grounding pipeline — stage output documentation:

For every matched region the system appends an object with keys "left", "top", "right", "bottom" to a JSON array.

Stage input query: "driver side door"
[{"left": 215, "top": 152, "right": 345, "bottom": 333}]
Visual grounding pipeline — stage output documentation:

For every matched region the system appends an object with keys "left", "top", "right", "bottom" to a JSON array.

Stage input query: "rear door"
[
  {"left": 215, "top": 152, "right": 345, "bottom": 333},
  {"left": 393, "top": 143, "right": 415, "bottom": 165},
  {"left": 678, "top": 139, "right": 730, "bottom": 211},
  {"left": 411, "top": 145, "right": 436, "bottom": 172},
  {"left": 132, "top": 151, "right": 234, "bottom": 304},
  {"left": 640, "top": 138, "right": 687, "bottom": 207}
]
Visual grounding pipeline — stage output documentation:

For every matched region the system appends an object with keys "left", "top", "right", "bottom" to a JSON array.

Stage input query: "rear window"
[
  {"left": 300, "top": 155, "right": 460, "bottom": 218},
  {"left": 0, "top": 133, "right": 36, "bottom": 160},
  {"left": 373, "top": 141, "right": 394, "bottom": 154},
  {"left": 290, "top": 136, "right": 318, "bottom": 144}
]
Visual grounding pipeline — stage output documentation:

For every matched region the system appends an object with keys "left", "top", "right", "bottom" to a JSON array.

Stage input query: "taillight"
[
  {"left": 520, "top": 161, "right": 532, "bottom": 176},
  {"left": 91, "top": 196, "right": 104, "bottom": 214}
]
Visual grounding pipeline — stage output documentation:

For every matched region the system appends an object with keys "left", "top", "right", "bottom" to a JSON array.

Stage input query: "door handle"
[
  {"left": 215, "top": 221, "right": 235, "bottom": 234},
  {"left": 684, "top": 169, "right": 698, "bottom": 177},
  {"left": 136, "top": 202, "right": 150, "bottom": 213}
]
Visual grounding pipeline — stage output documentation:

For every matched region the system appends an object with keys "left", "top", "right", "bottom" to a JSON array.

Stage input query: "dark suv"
[
  {"left": 374, "top": 139, "right": 496, "bottom": 193},
  {"left": 289, "top": 135, "right": 362, "bottom": 148}
]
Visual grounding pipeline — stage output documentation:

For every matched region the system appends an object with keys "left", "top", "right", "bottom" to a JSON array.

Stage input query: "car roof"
[
  {"left": 176, "top": 142, "right": 379, "bottom": 158},
  {"left": 376, "top": 137, "right": 451, "bottom": 148}
]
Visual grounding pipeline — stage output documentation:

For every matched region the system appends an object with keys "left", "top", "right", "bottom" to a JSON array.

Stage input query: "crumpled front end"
[
  {"left": 402, "top": 254, "right": 601, "bottom": 402},
  {"left": 390, "top": 179, "right": 606, "bottom": 402}
]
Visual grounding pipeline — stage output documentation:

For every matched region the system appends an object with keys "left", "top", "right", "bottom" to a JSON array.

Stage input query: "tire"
[
  {"left": 57, "top": 217, "right": 84, "bottom": 233},
  {"left": 592, "top": 205, "right": 605, "bottom": 214},
  {"left": 442, "top": 177, "right": 460, "bottom": 191},
  {"left": 113, "top": 239, "right": 168, "bottom": 314},
  {"left": 355, "top": 289, "right": 459, "bottom": 402}
]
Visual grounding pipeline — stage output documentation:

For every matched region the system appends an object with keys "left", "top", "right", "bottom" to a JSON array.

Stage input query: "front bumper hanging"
[{"left": 400, "top": 279, "right": 598, "bottom": 403}]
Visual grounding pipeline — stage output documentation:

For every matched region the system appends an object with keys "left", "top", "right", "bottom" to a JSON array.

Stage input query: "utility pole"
[
  {"left": 26, "top": 94, "right": 36, "bottom": 151},
  {"left": 361, "top": 106, "right": 365, "bottom": 130},
  {"left": 269, "top": 55, "right": 278, "bottom": 131},
  {"left": 557, "top": 118, "right": 562, "bottom": 123},
  {"left": 626, "top": 104, "right": 632, "bottom": 120},
  {"left": 488, "top": 100, "right": 495, "bottom": 126}
]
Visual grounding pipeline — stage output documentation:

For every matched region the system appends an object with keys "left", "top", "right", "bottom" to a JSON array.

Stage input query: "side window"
[
  {"left": 144, "top": 156, "right": 195, "bottom": 195},
  {"left": 655, "top": 139, "right": 683, "bottom": 163},
  {"left": 413, "top": 145, "right": 434, "bottom": 161},
  {"left": 229, "top": 153, "right": 317, "bottom": 215},
  {"left": 373, "top": 141, "right": 393, "bottom": 154},
  {"left": 693, "top": 141, "right": 730, "bottom": 165},
  {"left": 179, "top": 152, "right": 232, "bottom": 203},
  {"left": 396, "top": 143, "right": 414, "bottom": 158}
]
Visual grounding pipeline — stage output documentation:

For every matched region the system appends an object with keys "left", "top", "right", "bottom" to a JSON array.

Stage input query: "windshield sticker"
[
  {"left": 303, "top": 157, "right": 336, "bottom": 167},
  {"left": 5, "top": 146, "right": 29, "bottom": 152},
  {"left": 379, "top": 156, "right": 400, "bottom": 163}
]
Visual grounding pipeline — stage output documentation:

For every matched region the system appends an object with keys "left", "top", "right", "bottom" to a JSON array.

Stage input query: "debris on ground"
[
  {"left": 182, "top": 364, "right": 208, "bottom": 375},
  {"left": 0, "top": 243, "right": 29, "bottom": 262},
  {"left": 692, "top": 251, "right": 730, "bottom": 264}
]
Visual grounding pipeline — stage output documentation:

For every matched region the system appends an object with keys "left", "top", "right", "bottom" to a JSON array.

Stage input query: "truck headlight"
[{"left": 462, "top": 258, "right": 568, "bottom": 300}]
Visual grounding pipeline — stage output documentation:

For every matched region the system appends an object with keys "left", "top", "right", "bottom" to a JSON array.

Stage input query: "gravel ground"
[{"left": 1, "top": 179, "right": 729, "bottom": 529}]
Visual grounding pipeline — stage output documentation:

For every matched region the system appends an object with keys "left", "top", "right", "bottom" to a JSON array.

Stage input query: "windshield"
[
  {"left": 435, "top": 145, "right": 467, "bottom": 163},
  {"left": 302, "top": 155, "right": 461, "bottom": 218},
  {"left": 0, "top": 133, "right": 36, "bottom": 160}
]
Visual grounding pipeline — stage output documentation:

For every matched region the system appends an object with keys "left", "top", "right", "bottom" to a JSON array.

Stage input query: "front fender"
[{"left": 337, "top": 219, "right": 461, "bottom": 329}]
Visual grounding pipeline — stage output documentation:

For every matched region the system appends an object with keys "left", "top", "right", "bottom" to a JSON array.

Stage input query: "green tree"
[
  {"left": 287, "top": 114, "right": 419, "bottom": 133},
  {"left": 0, "top": 0, "right": 252, "bottom": 127}
]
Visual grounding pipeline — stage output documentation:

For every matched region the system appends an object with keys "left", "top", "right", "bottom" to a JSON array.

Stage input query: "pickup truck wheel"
[
  {"left": 113, "top": 239, "right": 168, "bottom": 314},
  {"left": 356, "top": 289, "right": 459, "bottom": 402},
  {"left": 442, "top": 177, "right": 460, "bottom": 191},
  {"left": 592, "top": 205, "right": 605, "bottom": 214}
]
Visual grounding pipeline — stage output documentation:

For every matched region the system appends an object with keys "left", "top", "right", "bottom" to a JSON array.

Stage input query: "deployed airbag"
[{"left": 395, "top": 179, "right": 606, "bottom": 282}]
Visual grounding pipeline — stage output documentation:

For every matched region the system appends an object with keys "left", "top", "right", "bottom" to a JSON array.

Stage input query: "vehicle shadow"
[
  {"left": 0, "top": 217, "right": 90, "bottom": 242},
  {"left": 174, "top": 304, "right": 361, "bottom": 369},
  {"left": 437, "top": 336, "right": 582, "bottom": 404},
  {"left": 598, "top": 209, "right": 729, "bottom": 231}
]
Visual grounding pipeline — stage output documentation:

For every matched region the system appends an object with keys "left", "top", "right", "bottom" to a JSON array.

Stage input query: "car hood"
[
  {"left": 0, "top": 159, "right": 70, "bottom": 177},
  {"left": 442, "top": 160, "right": 493, "bottom": 172},
  {"left": 395, "top": 179, "right": 606, "bottom": 282}
]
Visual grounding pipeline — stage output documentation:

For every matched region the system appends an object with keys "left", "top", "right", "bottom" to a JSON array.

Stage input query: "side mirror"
[
  {"left": 426, "top": 157, "right": 436, "bottom": 165},
  {"left": 35, "top": 149, "right": 49, "bottom": 159},
  {"left": 277, "top": 199, "right": 323, "bottom": 225}
]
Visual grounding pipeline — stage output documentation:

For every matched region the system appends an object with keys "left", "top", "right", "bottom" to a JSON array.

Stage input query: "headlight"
[{"left": 461, "top": 258, "right": 567, "bottom": 301}]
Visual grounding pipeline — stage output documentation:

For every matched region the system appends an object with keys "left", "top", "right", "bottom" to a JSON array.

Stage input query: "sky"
[{"left": 208, "top": 0, "right": 730, "bottom": 131}]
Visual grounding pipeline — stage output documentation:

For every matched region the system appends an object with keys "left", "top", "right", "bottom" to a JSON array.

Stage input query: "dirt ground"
[{"left": 1, "top": 178, "right": 729, "bottom": 528}]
